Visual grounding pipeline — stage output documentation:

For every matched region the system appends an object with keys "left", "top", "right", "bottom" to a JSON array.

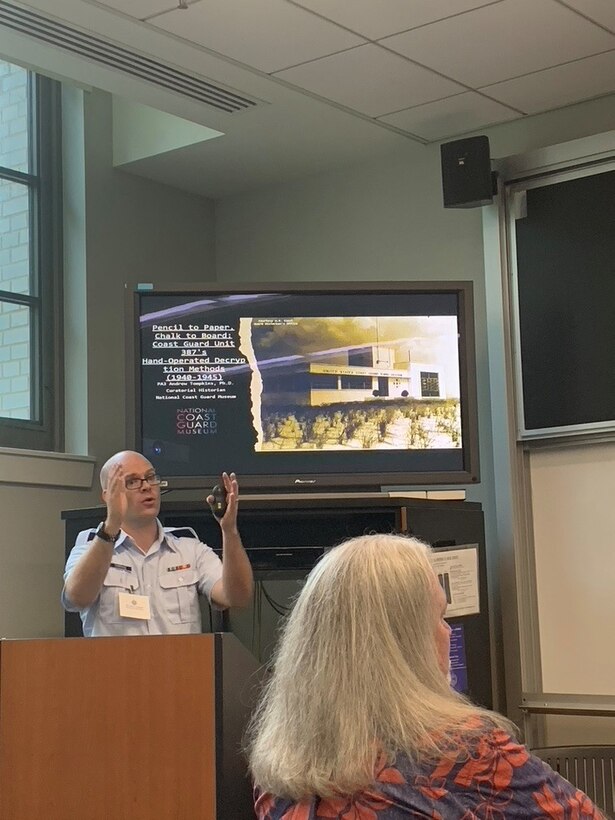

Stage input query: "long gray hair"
[{"left": 247, "top": 533, "right": 513, "bottom": 800}]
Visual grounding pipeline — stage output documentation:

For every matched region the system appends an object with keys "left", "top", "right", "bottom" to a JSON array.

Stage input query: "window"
[
  {"left": 311, "top": 374, "right": 338, "bottom": 390},
  {"left": 420, "top": 371, "right": 440, "bottom": 398},
  {"left": 263, "top": 372, "right": 310, "bottom": 393},
  {"left": 340, "top": 375, "right": 373, "bottom": 390},
  {"left": 348, "top": 349, "right": 373, "bottom": 367},
  {"left": 0, "top": 63, "right": 62, "bottom": 450}
]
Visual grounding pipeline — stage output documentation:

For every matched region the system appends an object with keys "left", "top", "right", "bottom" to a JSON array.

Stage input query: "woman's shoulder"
[
  {"left": 395, "top": 728, "right": 604, "bottom": 819},
  {"left": 392, "top": 726, "right": 529, "bottom": 784},
  {"left": 254, "top": 730, "right": 605, "bottom": 819}
]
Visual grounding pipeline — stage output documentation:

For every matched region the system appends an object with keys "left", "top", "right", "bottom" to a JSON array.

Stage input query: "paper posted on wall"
[{"left": 431, "top": 544, "right": 480, "bottom": 617}]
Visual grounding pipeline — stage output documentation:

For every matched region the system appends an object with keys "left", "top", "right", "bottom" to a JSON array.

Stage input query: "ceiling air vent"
[{"left": 0, "top": 0, "right": 257, "bottom": 113}]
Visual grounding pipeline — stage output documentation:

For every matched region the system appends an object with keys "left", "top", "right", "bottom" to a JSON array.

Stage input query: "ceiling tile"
[
  {"left": 292, "top": 0, "right": 498, "bottom": 41},
  {"left": 148, "top": 0, "right": 365, "bottom": 74},
  {"left": 92, "top": 0, "right": 176, "bottom": 18},
  {"left": 482, "top": 50, "right": 615, "bottom": 113},
  {"left": 379, "top": 91, "right": 518, "bottom": 140},
  {"left": 274, "top": 44, "right": 465, "bottom": 117},
  {"left": 563, "top": 0, "right": 615, "bottom": 33},
  {"left": 381, "top": 0, "right": 615, "bottom": 87}
]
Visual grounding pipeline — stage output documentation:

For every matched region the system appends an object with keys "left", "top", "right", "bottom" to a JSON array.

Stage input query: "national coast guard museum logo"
[{"left": 176, "top": 408, "right": 217, "bottom": 435}]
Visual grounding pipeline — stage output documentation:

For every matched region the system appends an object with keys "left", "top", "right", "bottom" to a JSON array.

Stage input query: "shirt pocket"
[
  {"left": 158, "top": 568, "right": 199, "bottom": 624},
  {"left": 99, "top": 566, "right": 137, "bottom": 624}
]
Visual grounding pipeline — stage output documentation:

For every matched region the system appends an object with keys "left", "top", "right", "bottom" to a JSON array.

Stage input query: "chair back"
[{"left": 532, "top": 746, "right": 615, "bottom": 818}]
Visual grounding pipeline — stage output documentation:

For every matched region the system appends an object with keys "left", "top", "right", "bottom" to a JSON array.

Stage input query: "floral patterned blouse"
[{"left": 255, "top": 730, "right": 605, "bottom": 819}]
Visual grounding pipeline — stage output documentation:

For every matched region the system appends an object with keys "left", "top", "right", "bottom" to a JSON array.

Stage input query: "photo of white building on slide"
[
  {"left": 246, "top": 315, "right": 463, "bottom": 452},
  {"left": 259, "top": 343, "right": 446, "bottom": 406}
]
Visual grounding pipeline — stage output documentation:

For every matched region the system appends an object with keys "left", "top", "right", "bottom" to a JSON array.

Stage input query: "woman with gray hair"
[{"left": 247, "top": 533, "right": 603, "bottom": 819}]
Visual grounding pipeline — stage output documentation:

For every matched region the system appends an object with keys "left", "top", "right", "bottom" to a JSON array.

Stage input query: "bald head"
[{"left": 99, "top": 450, "right": 154, "bottom": 490}]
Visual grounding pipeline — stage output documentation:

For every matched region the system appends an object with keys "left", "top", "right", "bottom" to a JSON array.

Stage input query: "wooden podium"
[{"left": 0, "top": 633, "right": 261, "bottom": 820}]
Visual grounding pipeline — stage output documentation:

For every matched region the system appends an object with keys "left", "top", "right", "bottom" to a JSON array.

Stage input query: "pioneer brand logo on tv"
[{"left": 176, "top": 408, "right": 217, "bottom": 435}]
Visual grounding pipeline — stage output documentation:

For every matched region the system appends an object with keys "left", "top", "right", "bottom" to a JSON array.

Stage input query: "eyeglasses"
[{"left": 124, "top": 473, "right": 162, "bottom": 491}]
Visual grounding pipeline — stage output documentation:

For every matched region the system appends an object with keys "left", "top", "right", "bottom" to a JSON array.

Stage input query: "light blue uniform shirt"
[{"left": 62, "top": 521, "right": 223, "bottom": 637}]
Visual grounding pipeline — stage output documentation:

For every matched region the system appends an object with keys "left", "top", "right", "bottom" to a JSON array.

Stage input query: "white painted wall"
[
  {"left": 529, "top": 444, "right": 615, "bottom": 744},
  {"left": 531, "top": 444, "right": 615, "bottom": 696}
]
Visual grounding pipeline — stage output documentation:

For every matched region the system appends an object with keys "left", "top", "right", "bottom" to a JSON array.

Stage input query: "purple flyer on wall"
[{"left": 449, "top": 623, "right": 468, "bottom": 694}]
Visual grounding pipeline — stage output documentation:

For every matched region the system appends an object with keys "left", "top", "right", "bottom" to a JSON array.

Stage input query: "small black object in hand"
[{"left": 210, "top": 484, "right": 227, "bottom": 519}]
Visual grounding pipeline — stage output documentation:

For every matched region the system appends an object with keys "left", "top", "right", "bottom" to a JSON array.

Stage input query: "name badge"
[{"left": 118, "top": 592, "right": 151, "bottom": 620}]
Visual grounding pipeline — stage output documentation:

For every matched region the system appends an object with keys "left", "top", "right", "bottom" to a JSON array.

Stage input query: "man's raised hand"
[{"left": 104, "top": 463, "right": 127, "bottom": 534}]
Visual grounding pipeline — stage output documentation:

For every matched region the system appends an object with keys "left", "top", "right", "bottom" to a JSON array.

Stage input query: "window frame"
[{"left": 0, "top": 70, "right": 63, "bottom": 451}]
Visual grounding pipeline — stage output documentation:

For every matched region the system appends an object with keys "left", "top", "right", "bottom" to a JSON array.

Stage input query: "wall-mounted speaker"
[{"left": 440, "top": 135, "right": 494, "bottom": 209}]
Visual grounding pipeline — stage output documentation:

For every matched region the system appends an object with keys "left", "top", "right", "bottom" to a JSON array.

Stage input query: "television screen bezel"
[{"left": 126, "top": 281, "right": 480, "bottom": 492}]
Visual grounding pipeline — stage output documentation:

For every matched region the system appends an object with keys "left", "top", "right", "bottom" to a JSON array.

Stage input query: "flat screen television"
[{"left": 129, "top": 282, "right": 479, "bottom": 492}]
